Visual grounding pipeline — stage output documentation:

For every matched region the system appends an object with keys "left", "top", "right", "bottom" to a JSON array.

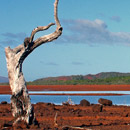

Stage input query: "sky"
[{"left": 1, "top": 0, "right": 130, "bottom": 81}]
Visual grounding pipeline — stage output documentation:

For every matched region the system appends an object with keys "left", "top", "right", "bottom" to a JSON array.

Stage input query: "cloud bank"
[
  {"left": 110, "top": 16, "right": 121, "bottom": 22},
  {"left": 1, "top": 19, "right": 130, "bottom": 47},
  {"left": 60, "top": 19, "right": 130, "bottom": 45},
  {"left": 0, "top": 32, "right": 27, "bottom": 47}
]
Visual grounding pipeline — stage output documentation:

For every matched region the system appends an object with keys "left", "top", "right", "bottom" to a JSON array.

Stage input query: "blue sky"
[{"left": 1, "top": 0, "right": 130, "bottom": 81}]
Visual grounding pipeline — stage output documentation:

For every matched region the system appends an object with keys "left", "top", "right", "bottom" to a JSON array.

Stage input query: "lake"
[
  {"left": 29, "top": 91, "right": 130, "bottom": 94},
  {"left": 1, "top": 91, "right": 130, "bottom": 105}
]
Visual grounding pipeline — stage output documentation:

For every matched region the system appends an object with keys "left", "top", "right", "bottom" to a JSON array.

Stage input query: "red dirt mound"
[{"left": 0, "top": 103, "right": 130, "bottom": 130}]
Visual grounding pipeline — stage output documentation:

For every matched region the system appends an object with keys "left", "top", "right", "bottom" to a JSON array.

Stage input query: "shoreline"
[
  {"left": 30, "top": 93, "right": 126, "bottom": 96},
  {"left": 1, "top": 85, "right": 130, "bottom": 129},
  {"left": 1, "top": 102, "right": 130, "bottom": 129},
  {"left": 0, "top": 85, "right": 130, "bottom": 96}
]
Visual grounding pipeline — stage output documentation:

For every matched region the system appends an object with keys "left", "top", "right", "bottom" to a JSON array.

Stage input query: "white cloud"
[
  {"left": 0, "top": 32, "right": 27, "bottom": 47},
  {"left": 72, "top": 61, "right": 84, "bottom": 65},
  {"left": 40, "top": 61, "right": 59, "bottom": 66},
  {"left": 2, "top": 32, "right": 27, "bottom": 41},
  {"left": 46, "top": 62, "right": 59, "bottom": 66},
  {"left": 110, "top": 16, "right": 121, "bottom": 22},
  {"left": 60, "top": 19, "right": 130, "bottom": 45}
]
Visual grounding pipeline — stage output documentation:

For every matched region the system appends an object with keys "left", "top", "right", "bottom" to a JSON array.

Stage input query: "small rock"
[
  {"left": 13, "top": 120, "right": 29, "bottom": 129},
  {"left": 63, "top": 127, "right": 69, "bottom": 130},
  {"left": 92, "top": 104, "right": 103, "bottom": 112},
  {"left": 1, "top": 101, "right": 7, "bottom": 104},
  {"left": 122, "top": 112, "right": 129, "bottom": 117},
  {"left": 0, "top": 121, "right": 12, "bottom": 129},
  {"left": 98, "top": 98, "right": 112, "bottom": 106},
  {"left": 80, "top": 99, "right": 90, "bottom": 106}
]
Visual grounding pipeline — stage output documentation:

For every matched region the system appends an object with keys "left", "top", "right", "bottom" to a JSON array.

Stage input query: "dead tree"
[{"left": 5, "top": 0, "right": 62, "bottom": 125}]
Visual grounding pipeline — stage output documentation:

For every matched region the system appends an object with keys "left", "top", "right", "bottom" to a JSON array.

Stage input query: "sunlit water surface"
[{"left": 0, "top": 91, "right": 130, "bottom": 105}]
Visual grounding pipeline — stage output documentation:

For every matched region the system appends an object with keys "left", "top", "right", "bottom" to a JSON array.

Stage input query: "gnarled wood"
[
  {"left": 30, "top": 23, "right": 55, "bottom": 43},
  {"left": 5, "top": 0, "right": 62, "bottom": 125}
]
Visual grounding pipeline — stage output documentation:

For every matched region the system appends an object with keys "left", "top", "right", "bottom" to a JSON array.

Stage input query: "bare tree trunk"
[
  {"left": 5, "top": 0, "right": 62, "bottom": 125},
  {"left": 5, "top": 46, "right": 36, "bottom": 125}
]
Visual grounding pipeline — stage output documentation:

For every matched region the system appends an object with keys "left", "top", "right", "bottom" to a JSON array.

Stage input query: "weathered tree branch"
[
  {"left": 12, "top": 0, "right": 63, "bottom": 59},
  {"left": 5, "top": 0, "right": 62, "bottom": 125},
  {"left": 30, "top": 23, "right": 55, "bottom": 43},
  {"left": 54, "top": 0, "right": 62, "bottom": 30},
  {"left": 29, "top": 0, "right": 62, "bottom": 50}
]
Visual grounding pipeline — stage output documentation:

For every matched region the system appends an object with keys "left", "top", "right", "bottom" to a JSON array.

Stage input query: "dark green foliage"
[
  {"left": 0, "top": 82, "right": 9, "bottom": 85},
  {"left": 2, "top": 72, "right": 130, "bottom": 85},
  {"left": 27, "top": 76, "right": 130, "bottom": 85},
  {"left": 72, "top": 75, "right": 84, "bottom": 80}
]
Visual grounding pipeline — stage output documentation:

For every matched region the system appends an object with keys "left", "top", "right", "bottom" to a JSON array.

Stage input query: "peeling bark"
[{"left": 5, "top": 0, "right": 62, "bottom": 125}]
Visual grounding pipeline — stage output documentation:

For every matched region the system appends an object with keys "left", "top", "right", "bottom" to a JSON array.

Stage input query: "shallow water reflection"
[
  {"left": 29, "top": 91, "right": 130, "bottom": 94},
  {"left": 0, "top": 94, "right": 130, "bottom": 106}
]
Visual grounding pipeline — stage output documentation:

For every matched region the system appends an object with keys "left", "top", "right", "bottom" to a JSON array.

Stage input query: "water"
[
  {"left": 29, "top": 91, "right": 130, "bottom": 95},
  {"left": 30, "top": 95, "right": 130, "bottom": 105},
  {"left": 1, "top": 94, "right": 130, "bottom": 106}
]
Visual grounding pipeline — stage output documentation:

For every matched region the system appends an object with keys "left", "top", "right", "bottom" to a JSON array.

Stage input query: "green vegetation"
[
  {"left": 27, "top": 76, "right": 130, "bottom": 85},
  {"left": 2, "top": 72, "right": 130, "bottom": 85},
  {"left": 0, "top": 83, "right": 9, "bottom": 85}
]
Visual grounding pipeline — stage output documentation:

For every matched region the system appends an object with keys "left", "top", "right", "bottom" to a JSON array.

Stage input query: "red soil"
[
  {"left": 1, "top": 85, "right": 130, "bottom": 129},
  {"left": 1, "top": 103, "right": 130, "bottom": 130},
  {"left": 1, "top": 84, "right": 130, "bottom": 95},
  {"left": 27, "top": 84, "right": 130, "bottom": 91}
]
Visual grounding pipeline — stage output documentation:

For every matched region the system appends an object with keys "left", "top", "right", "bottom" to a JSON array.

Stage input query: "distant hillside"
[
  {"left": 0, "top": 76, "right": 8, "bottom": 83},
  {"left": 28, "top": 72, "right": 130, "bottom": 85}
]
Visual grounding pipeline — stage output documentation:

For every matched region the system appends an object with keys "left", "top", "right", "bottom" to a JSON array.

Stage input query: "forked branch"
[
  {"left": 29, "top": 0, "right": 62, "bottom": 50},
  {"left": 11, "top": 0, "right": 62, "bottom": 64},
  {"left": 12, "top": 0, "right": 62, "bottom": 54},
  {"left": 30, "top": 23, "right": 55, "bottom": 43}
]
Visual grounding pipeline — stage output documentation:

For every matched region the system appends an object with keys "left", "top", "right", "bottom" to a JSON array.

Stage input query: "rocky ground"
[
  {"left": 1, "top": 85, "right": 130, "bottom": 129},
  {"left": 1, "top": 101, "right": 130, "bottom": 130}
]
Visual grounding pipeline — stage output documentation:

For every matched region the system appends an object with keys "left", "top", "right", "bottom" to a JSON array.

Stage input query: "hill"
[
  {"left": 0, "top": 76, "right": 8, "bottom": 83},
  {"left": 2, "top": 72, "right": 130, "bottom": 85},
  {"left": 28, "top": 72, "right": 130, "bottom": 85}
]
